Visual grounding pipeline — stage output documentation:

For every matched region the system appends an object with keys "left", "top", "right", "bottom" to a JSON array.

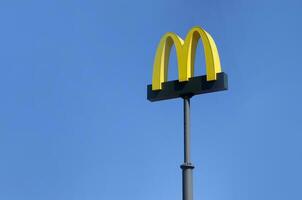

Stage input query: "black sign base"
[{"left": 147, "top": 72, "right": 228, "bottom": 102}]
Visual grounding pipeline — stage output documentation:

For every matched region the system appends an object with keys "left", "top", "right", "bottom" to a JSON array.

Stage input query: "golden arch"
[{"left": 152, "top": 26, "right": 222, "bottom": 90}]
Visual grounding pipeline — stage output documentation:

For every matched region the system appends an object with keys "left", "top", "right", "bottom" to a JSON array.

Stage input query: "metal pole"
[{"left": 181, "top": 97, "right": 194, "bottom": 200}]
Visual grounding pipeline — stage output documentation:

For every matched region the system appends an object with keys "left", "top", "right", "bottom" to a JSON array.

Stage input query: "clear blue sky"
[{"left": 0, "top": 0, "right": 301, "bottom": 200}]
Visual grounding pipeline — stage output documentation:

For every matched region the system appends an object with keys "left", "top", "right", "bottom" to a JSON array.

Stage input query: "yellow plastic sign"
[{"left": 152, "top": 26, "right": 222, "bottom": 90}]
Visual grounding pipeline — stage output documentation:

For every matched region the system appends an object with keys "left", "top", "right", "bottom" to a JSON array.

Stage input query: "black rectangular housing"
[{"left": 147, "top": 72, "right": 228, "bottom": 102}]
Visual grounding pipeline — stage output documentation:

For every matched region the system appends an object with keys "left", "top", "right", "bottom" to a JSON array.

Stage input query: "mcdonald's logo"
[{"left": 147, "top": 26, "right": 228, "bottom": 102}]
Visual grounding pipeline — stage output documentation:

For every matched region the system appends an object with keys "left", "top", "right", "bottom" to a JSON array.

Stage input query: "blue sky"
[{"left": 0, "top": 0, "right": 302, "bottom": 200}]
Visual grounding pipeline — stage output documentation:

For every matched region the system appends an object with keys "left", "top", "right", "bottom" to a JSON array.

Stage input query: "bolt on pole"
[{"left": 181, "top": 97, "right": 194, "bottom": 200}]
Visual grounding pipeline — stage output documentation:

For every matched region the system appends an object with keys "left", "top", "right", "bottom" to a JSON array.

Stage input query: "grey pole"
[{"left": 181, "top": 97, "right": 194, "bottom": 200}]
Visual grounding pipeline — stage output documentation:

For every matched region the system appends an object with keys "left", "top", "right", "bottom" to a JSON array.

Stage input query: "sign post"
[
  {"left": 181, "top": 96, "right": 194, "bottom": 200},
  {"left": 147, "top": 26, "right": 228, "bottom": 200}
]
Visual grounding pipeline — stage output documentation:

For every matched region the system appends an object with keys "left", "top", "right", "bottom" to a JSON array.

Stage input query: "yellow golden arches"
[
  {"left": 152, "top": 26, "right": 222, "bottom": 90},
  {"left": 152, "top": 33, "right": 185, "bottom": 90}
]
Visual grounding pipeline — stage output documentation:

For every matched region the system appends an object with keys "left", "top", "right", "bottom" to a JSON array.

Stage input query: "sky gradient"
[{"left": 0, "top": 0, "right": 302, "bottom": 200}]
